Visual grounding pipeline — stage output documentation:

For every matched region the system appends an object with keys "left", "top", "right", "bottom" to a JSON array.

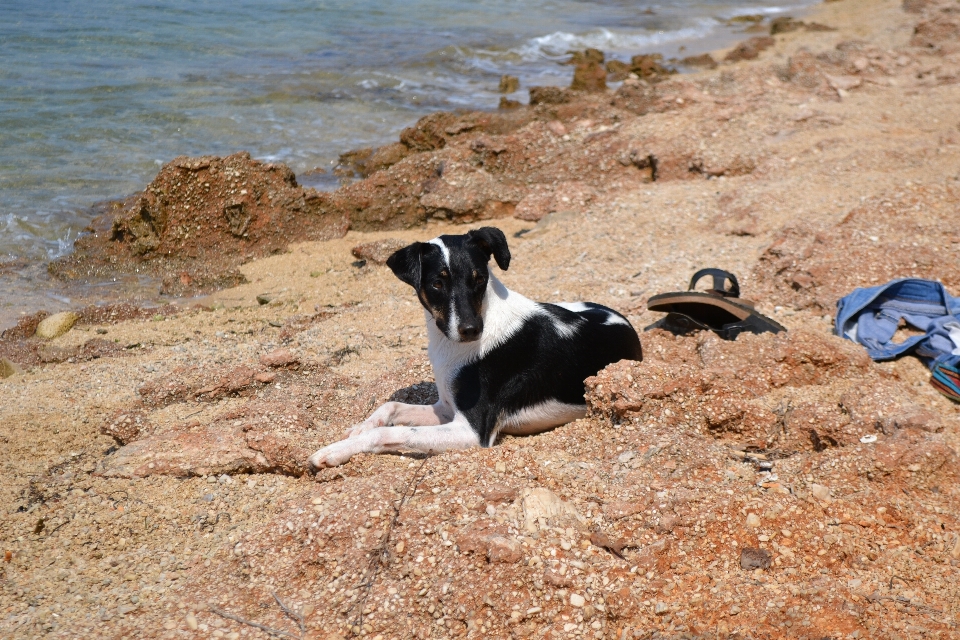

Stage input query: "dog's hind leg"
[
  {"left": 344, "top": 400, "right": 453, "bottom": 438},
  {"left": 309, "top": 418, "right": 479, "bottom": 469}
]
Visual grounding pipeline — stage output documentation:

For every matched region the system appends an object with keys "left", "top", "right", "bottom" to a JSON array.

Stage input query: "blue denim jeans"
[{"left": 835, "top": 278, "right": 960, "bottom": 367}]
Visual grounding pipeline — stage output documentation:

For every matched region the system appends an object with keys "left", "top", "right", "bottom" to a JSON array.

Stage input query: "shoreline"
[
  {"left": 3, "top": 0, "right": 960, "bottom": 638},
  {"left": 0, "top": 1, "right": 827, "bottom": 331}
]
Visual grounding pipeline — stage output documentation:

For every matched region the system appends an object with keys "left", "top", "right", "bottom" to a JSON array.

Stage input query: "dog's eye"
[{"left": 432, "top": 280, "right": 443, "bottom": 291}]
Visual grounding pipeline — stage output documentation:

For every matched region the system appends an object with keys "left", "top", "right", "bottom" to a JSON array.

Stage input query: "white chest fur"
[{"left": 426, "top": 275, "right": 539, "bottom": 408}]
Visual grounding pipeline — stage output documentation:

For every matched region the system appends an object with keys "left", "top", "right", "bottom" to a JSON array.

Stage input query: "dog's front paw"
[
  {"left": 343, "top": 420, "right": 380, "bottom": 439},
  {"left": 308, "top": 442, "right": 356, "bottom": 470}
]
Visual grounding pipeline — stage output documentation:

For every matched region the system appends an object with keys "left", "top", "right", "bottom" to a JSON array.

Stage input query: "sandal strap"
[{"left": 689, "top": 268, "right": 740, "bottom": 298}]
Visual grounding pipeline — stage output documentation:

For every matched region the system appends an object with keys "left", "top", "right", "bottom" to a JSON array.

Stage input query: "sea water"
[{"left": 0, "top": 0, "right": 811, "bottom": 323}]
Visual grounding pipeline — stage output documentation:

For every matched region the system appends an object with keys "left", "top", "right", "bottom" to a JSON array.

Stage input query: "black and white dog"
[{"left": 308, "top": 227, "right": 642, "bottom": 469}]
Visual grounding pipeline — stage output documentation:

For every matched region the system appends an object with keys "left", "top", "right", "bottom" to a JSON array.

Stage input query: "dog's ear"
[
  {"left": 386, "top": 242, "right": 425, "bottom": 288},
  {"left": 467, "top": 227, "right": 511, "bottom": 271}
]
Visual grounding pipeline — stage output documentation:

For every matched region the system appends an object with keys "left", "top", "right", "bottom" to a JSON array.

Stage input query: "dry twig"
[
  {"left": 209, "top": 605, "right": 300, "bottom": 639},
  {"left": 272, "top": 591, "right": 306, "bottom": 636},
  {"left": 350, "top": 457, "right": 430, "bottom": 636}
]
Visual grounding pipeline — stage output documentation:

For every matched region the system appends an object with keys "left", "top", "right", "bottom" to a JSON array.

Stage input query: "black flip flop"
[{"left": 645, "top": 268, "right": 785, "bottom": 340}]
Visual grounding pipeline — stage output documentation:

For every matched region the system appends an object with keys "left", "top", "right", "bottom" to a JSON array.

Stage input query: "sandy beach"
[{"left": 2, "top": 0, "right": 960, "bottom": 638}]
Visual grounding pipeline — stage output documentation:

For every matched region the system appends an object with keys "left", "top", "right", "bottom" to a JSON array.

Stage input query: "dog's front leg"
[
  {"left": 309, "top": 417, "right": 479, "bottom": 469},
  {"left": 344, "top": 400, "right": 453, "bottom": 438}
]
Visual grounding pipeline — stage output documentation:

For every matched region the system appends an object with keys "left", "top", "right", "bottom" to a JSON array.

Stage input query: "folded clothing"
[{"left": 835, "top": 278, "right": 960, "bottom": 402}]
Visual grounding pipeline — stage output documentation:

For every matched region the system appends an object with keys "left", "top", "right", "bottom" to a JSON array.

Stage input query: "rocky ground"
[{"left": 3, "top": 0, "right": 960, "bottom": 638}]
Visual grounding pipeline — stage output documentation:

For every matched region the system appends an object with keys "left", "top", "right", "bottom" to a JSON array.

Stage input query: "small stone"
[
  {"left": 259, "top": 349, "right": 298, "bottom": 368},
  {"left": 570, "top": 593, "right": 586, "bottom": 607},
  {"left": 35, "top": 312, "right": 79, "bottom": 339},
  {"left": 499, "top": 75, "right": 520, "bottom": 93},
  {"left": 617, "top": 451, "right": 635, "bottom": 463},
  {"left": 654, "top": 602, "right": 668, "bottom": 615},
  {"left": 185, "top": 613, "right": 198, "bottom": 630},
  {"left": 301, "top": 604, "right": 314, "bottom": 618},
  {"left": 369, "top": 509, "right": 381, "bottom": 518},
  {"left": 740, "top": 547, "right": 772, "bottom": 570},
  {"left": 256, "top": 294, "right": 274, "bottom": 305},
  {"left": 746, "top": 513, "right": 761, "bottom": 528},
  {"left": 254, "top": 371, "right": 276, "bottom": 383},
  {"left": 396, "top": 541, "right": 405, "bottom": 554},
  {"left": 809, "top": 484, "right": 832, "bottom": 502},
  {"left": 495, "top": 461, "right": 506, "bottom": 473},
  {"left": 130, "top": 595, "right": 139, "bottom": 603}
]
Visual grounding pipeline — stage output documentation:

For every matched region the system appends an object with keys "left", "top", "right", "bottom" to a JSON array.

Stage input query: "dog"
[{"left": 308, "top": 227, "right": 642, "bottom": 469}]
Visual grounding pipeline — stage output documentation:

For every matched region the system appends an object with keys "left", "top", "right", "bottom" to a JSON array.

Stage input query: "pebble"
[
  {"left": 35, "top": 312, "right": 79, "bottom": 339},
  {"left": 809, "top": 484, "right": 832, "bottom": 502},
  {"left": 746, "top": 513, "right": 761, "bottom": 528},
  {"left": 655, "top": 602, "right": 668, "bottom": 615},
  {"left": 186, "top": 612, "right": 198, "bottom": 630},
  {"left": 570, "top": 593, "right": 585, "bottom": 607}
]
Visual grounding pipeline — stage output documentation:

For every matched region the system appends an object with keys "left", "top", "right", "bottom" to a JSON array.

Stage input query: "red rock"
[
  {"left": 570, "top": 61, "right": 607, "bottom": 92},
  {"left": 543, "top": 567, "right": 571, "bottom": 587},
  {"left": 724, "top": 37, "right": 775, "bottom": 62},
  {"left": 740, "top": 547, "right": 772, "bottom": 570},
  {"left": 49, "top": 152, "right": 349, "bottom": 296},
  {"left": 350, "top": 238, "right": 407, "bottom": 264},
  {"left": 259, "top": 349, "right": 298, "bottom": 368},
  {"left": 485, "top": 535, "right": 522, "bottom": 564}
]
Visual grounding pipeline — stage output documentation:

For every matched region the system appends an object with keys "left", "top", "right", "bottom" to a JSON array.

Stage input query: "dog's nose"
[{"left": 458, "top": 323, "right": 481, "bottom": 341}]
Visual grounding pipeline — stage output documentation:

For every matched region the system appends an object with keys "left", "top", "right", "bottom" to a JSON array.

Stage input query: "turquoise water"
[{"left": 0, "top": 0, "right": 813, "bottom": 264}]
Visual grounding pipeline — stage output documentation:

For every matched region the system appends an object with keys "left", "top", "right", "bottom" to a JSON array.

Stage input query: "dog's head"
[{"left": 386, "top": 227, "right": 510, "bottom": 342}]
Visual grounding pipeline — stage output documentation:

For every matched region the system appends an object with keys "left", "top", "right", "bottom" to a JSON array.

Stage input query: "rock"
[
  {"left": 740, "top": 547, "right": 772, "bottom": 570},
  {"left": 911, "top": 13, "right": 960, "bottom": 54},
  {"left": 724, "top": 37, "right": 775, "bottom": 62},
  {"left": 35, "top": 312, "right": 79, "bottom": 339},
  {"left": 254, "top": 371, "right": 276, "bottom": 383},
  {"left": 351, "top": 238, "right": 407, "bottom": 265},
  {"left": 0, "top": 357, "right": 23, "bottom": 378},
  {"left": 529, "top": 86, "right": 574, "bottom": 105},
  {"left": 259, "top": 349, "right": 298, "bottom": 368},
  {"left": 485, "top": 535, "right": 522, "bottom": 564},
  {"left": 101, "top": 410, "right": 150, "bottom": 445},
  {"left": 544, "top": 567, "right": 571, "bottom": 587},
  {"left": 186, "top": 612, "right": 198, "bottom": 630},
  {"left": 746, "top": 513, "right": 762, "bottom": 528},
  {"left": 419, "top": 166, "right": 522, "bottom": 221},
  {"left": 570, "top": 593, "right": 586, "bottom": 607},
  {"left": 498, "top": 97, "right": 522, "bottom": 110},
  {"left": 520, "top": 488, "right": 582, "bottom": 532},
  {"left": 499, "top": 75, "right": 520, "bottom": 93},
  {"left": 654, "top": 602, "right": 669, "bottom": 615},
  {"left": 770, "top": 17, "right": 803, "bottom": 34},
  {"left": 681, "top": 53, "right": 718, "bottom": 69},
  {"left": 571, "top": 60, "right": 607, "bottom": 92},
  {"left": 630, "top": 54, "right": 673, "bottom": 79},
  {"left": 49, "top": 152, "right": 348, "bottom": 297},
  {"left": 256, "top": 294, "right": 274, "bottom": 305},
  {"left": 483, "top": 486, "right": 518, "bottom": 503},
  {"left": 809, "top": 483, "right": 832, "bottom": 502},
  {"left": 606, "top": 60, "right": 632, "bottom": 81}
]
